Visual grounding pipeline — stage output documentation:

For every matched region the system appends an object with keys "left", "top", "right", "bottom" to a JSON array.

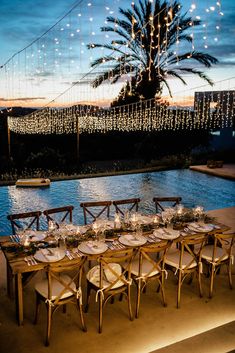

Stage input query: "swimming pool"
[{"left": 0, "top": 169, "right": 234, "bottom": 235}]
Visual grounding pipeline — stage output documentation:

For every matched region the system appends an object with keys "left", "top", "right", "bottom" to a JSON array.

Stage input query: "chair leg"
[
  {"left": 198, "top": 270, "right": 203, "bottom": 298},
  {"left": 45, "top": 305, "right": 52, "bottom": 346},
  {"left": 34, "top": 293, "right": 41, "bottom": 324},
  {"left": 135, "top": 281, "right": 141, "bottom": 319},
  {"left": 160, "top": 276, "right": 167, "bottom": 307},
  {"left": 127, "top": 285, "right": 133, "bottom": 321},
  {"left": 177, "top": 271, "right": 182, "bottom": 309},
  {"left": 85, "top": 282, "right": 91, "bottom": 313},
  {"left": 77, "top": 299, "right": 87, "bottom": 332},
  {"left": 98, "top": 292, "right": 103, "bottom": 334},
  {"left": 209, "top": 265, "right": 215, "bottom": 298},
  {"left": 119, "top": 293, "right": 123, "bottom": 301},
  {"left": 228, "top": 262, "right": 233, "bottom": 289},
  {"left": 7, "top": 264, "right": 14, "bottom": 299}
]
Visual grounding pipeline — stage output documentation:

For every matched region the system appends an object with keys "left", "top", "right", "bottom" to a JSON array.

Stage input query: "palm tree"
[{"left": 88, "top": 0, "right": 218, "bottom": 103}]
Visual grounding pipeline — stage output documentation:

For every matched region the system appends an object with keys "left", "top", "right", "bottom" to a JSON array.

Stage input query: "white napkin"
[
  {"left": 125, "top": 234, "right": 142, "bottom": 244},
  {"left": 40, "top": 248, "right": 60, "bottom": 261},
  {"left": 153, "top": 228, "right": 179, "bottom": 239},
  {"left": 86, "top": 241, "right": 104, "bottom": 254}
]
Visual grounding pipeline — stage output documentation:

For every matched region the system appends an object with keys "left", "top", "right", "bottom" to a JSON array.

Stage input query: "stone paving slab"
[{"left": 190, "top": 164, "right": 235, "bottom": 180}]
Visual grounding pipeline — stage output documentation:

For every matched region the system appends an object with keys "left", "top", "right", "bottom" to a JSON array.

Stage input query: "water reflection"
[{"left": 0, "top": 169, "right": 234, "bottom": 235}]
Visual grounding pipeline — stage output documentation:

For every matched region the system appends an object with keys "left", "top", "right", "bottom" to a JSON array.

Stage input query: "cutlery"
[
  {"left": 66, "top": 250, "right": 73, "bottom": 260},
  {"left": 24, "top": 257, "right": 32, "bottom": 266},
  {"left": 72, "top": 249, "right": 82, "bottom": 257},
  {"left": 30, "top": 256, "right": 38, "bottom": 265}
]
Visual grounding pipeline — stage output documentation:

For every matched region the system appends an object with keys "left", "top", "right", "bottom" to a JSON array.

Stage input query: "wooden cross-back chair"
[
  {"left": 6, "top": 210, "right": 42, "bottom": 299},
  {"left": 165, "top": 234, "right": 206, "bottom": 308},
  {"left": 112, "top": 198, "right": 141, "bottom": 216},
  {"left": 7, "top": 210, "right": 42, "bottom": 235},
  {"left": 131, "top": 240, "right": 170, "bottom": 318},
  {"left": 153, "top": 197, "right": 182, "bottom": 213},
  {"left": 85, "top": 248, "right": 136, "bottom": 333},
  {"left": 80, "top": 201, "right": 112, "bottom": 225},
  {"left": 34, "top": 256, "right": 87, "bottom": 346},
  {"left": 201, "top": 232, "right": 235, "bottom": 298},
  {"left": 43, "top": 205, "right": 74, "bottom": 228}
]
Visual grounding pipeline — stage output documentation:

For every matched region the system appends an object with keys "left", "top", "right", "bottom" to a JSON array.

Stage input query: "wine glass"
[
  {"left": 98, "top": 223, "right": 106, "bottom": 243},
  {"left": 16, "top": 228, "right": 26, "bottom": 245},
  {"left": 92, "top": 221, "right": 100, "bottom": 242},
  {"left": 114, "top": 212, "right": 121, "bottom": 229}
]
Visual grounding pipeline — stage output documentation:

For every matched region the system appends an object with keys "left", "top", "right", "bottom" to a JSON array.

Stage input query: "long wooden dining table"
[{"left": 0, "top": 220, "right": 229, "bottom": 326}]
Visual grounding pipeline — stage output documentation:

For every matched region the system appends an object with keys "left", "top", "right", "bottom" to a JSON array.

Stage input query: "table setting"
[{"left": 34, "top": 248, "right": 66, "bottom": 262}]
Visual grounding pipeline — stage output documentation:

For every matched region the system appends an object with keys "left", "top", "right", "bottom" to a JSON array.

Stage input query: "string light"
[{"left": 8, "top": 86, "right": 234, "bottom": 135}]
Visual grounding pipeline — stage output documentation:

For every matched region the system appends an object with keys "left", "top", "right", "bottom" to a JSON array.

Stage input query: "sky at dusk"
[{"left": 0, "top": 0, "right": 235, "bottom": 108}]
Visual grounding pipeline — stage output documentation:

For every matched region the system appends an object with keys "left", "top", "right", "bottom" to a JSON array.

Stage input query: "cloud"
[{"left": 0, "top": 97, "right": 45, "bottom": 101}]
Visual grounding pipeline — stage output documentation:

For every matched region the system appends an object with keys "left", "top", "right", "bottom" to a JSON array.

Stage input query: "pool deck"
[{"left": 190, "top": 164, "right": 235, "bottom": 180}]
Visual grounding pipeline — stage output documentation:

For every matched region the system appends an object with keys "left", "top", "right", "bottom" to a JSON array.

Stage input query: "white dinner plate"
[
  {"left": 34, "top": 248, "right": 65, "bottom": 262},
  {"left": 187, "top": 223, "right": 214, "bottom": 233},
  {"left": 153, "top": 228, "right": 180, "bottom": 240},
  {"left": 28, "top": 231, "right": 47, "bottom": 242},
  {"left": 78, "top": 241, "right": 108, "bottom": 255},
  {"left": 119, "top": 234, "right": 147, "bottom": 246},
  {"left": 138, "top": 215, "right": 154, "bottom": 224}
]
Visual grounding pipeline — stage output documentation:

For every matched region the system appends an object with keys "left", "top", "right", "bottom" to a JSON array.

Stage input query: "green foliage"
[{"left": 88, "top": 0, "right": 218, "bottom": 102}]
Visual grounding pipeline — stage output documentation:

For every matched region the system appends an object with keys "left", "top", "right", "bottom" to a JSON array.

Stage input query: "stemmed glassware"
[
  {"left": 193, "top": 205, "right": 204, "bottom": 221},
  {"left": 130, "top": 212, "right": 140, "bottom": 239},
  {"left": 114, "top": 212, "right": 121, "bottom": 229},
  {"left": 161, "top": 208, "right": 175, "bottom": 228},
  {"left": 92, "top": 221, "right": 100, "bottom": 242}
]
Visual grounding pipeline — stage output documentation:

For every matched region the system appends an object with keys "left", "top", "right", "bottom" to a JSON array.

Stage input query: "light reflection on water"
[{"left": 0, "top": 169, "right": 234, "bottom": 235}]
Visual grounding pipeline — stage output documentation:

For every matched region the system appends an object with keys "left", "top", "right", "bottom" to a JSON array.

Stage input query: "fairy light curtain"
[
  {"left": 1, "top": 0, "right": 224, "bottom": 111},
  {"left": 8, "top": 88, "right": 235, "bottom": 134},
  {"left": 2, "top": 0, "right": 231, "bottom": 134}
]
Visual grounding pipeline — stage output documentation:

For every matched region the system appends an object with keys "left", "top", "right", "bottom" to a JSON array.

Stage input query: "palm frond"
[{"left": 86, "top": 0, "right": 217, "bottom": 100}]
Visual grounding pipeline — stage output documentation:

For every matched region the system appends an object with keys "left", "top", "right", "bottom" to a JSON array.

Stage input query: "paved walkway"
[{"left": 190, "top": 164, "right": 235, "bottom": 180}]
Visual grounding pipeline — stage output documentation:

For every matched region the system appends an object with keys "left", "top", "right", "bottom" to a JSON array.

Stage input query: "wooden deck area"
[{"left": 189, "top": 164, "right": 235, "bottom": 180}]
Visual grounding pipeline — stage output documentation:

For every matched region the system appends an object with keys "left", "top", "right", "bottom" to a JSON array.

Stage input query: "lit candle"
[
  {"left": 153, "top": 215, "right": 159, "bottom": 224},
  {"left": 177, "top": 204, "right": 184, "bottom": 215},
  {"left": 114, "top": 213, "right": 121, "bottom": 228},
  {"left": 24, "top": 236, "right": 30, "bottom": 247}
]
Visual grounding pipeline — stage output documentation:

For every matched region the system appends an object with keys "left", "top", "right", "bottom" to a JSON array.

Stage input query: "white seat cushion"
[
  {"left": 165, "top": 251, "right": 197, "bottom": 269},
  {"left": 201, "top": 245, "right": 229, "bottom": 262},
  {"left": 87, "top": 263, "right": 124, "bottom": 289},
  {"left": 131, "top": 258, "right": 159, "bottom": 277},
  {"left": 35, "top": 274, "right": 76, "bottom": 300}
]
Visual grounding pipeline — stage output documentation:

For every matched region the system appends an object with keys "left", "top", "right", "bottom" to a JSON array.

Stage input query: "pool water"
[{"left": 0, "top": 169, "right": 234, "bottom": 235}]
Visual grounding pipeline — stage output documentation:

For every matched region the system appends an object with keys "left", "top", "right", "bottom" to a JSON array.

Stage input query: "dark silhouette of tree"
[{"left": 88, "top": 0, "right": 218, "bottom": 103}]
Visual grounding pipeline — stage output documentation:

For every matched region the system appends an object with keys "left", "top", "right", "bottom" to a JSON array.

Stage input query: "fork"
[
  {"left": 24, "top": 257, "right": 32, "bottom": 266},
  {"left": 66, "top": 250, "right": 74, "bottom": 260},
  {"left": 30, "top": 256, "right": 38, "bottom": 265},
  {"left": 72, "top": 249, "right": 83, "bottom": 257}
]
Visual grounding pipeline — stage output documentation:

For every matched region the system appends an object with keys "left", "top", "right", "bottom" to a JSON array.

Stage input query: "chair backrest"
[
  {"left": 112, "top": 198, "right": 141, "bottom": 216},
  {"left": 46, "top": 256, "right": 86, "bottom": 306},
  {"left": 7, "top": 211, "right": 42, "bottom": 235},
  {"left": 137, "top": 240, "right": 170, "bottom": 279},
  {"left": 153, "top": 197, "right": 182, "bottom": 212},
  {"left": 178, "top": 234, "right": 206, "bottom": 271},
  {"left": 211, "top": 233, "right": 235, "bottom": 264},
  {"left": 80, "top": 201, "right": 112, "bottom": 225},
  {"left": 43, "top": 206, "right": 74, "bottom": 228},
  {"left": 98, "top": 248, "right": 136, "bottom": 290}
]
